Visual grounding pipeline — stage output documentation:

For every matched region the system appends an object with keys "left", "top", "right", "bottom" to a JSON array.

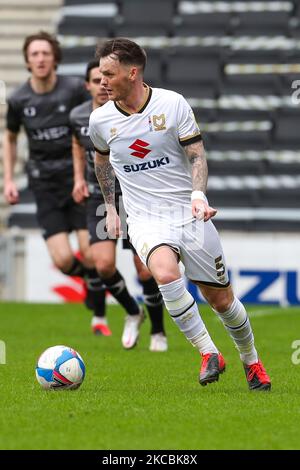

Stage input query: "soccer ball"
[{"left": 35, "top": 345, "right": 85, "bottom": 390}]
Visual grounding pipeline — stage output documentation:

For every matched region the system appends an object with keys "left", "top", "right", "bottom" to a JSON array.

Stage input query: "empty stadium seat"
[
  {"left": 193, "top": 107, "right": 216, "bottom": 123},
  {"left": 221, "top": 74, "right": 281, "bottom": 96},
  {"left": 204, "top": 130, "right": 271, "bottom": 151},
  {"left": 264, "top": 161, "right": 300, "bottom": 176},
  {"left": 165, "top": 48, "right": 222, "bottom": 97},
  {"left": 231, "top": 11, "right": 290, "bottom": 36},
  {"left": 175, "top": 12, "right": 232, "bottom": 36},
  {"left": 114, "top": 0, "right": 176, "bottom": 37},
  {"left": 220, "top": 108, "right": 272, "bottom": 121},
  {"left": 64, "top": 0, "right": 114, "bottom": 4},
  {"left": 225, "top": 49, "right": 284, "bottom": 65},
  {"left": 208, "top": 159, "right": 265, "bottom": 177},
  {"left": 143, "top": 50, "right": 163, "bottom": 87},
  {"left": 58, "top": 16, "right": 113, "bottom": 37},
  {"left": 260, "top": 188, "right": 300, "bottom": 208},
  {"left": 167, "top": 83, "right": 217, "bottom": 99},
  {"left": 273, "top": 108, "right": 300, "bottom": 148},
  {"left": 166, "top": 56, "right": 221, "bottom": 84},
  {"left": 61, "top": 46, "right": 95, "bottom": 64},
  {"left": 207, "top": 189, "right": 259, "bottom": 207},
  {"left": 15, "top": 0, "right": 300, "bottom": 233}
]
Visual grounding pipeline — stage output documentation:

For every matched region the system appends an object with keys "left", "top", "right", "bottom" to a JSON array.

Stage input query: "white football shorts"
[{"left": 128, "top": 218, "right": 230, "bottom": 288}]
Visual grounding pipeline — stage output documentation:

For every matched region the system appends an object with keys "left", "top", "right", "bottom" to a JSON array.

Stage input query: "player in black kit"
[
  {"left": 70, "top": 60, "right": 167, "bottom": 351},
  {"left": 2, "top": 31, "right": 107, "bottom": 332}
]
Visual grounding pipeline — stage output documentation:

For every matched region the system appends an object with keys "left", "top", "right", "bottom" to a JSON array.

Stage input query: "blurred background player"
[
  {"left": 2, "top": 31, "right": 107, "bottom": 332},
  {"left": 90, "top": 38, "right": 271, "bottom": 391},
  {"left": 70, "top": 60, "right": 167, "bottom": 351}
]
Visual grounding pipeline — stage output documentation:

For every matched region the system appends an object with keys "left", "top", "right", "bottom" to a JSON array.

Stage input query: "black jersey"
[
  {"left": 6, "top": 75, "right": 88, "bottom": 185},
  {"left": 69, "top": 100, "right": 121, "bottom": 197}
]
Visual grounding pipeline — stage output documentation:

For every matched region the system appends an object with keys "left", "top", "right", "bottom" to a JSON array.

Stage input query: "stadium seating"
[
  {"left": 4, "top": 0, "right": 300, "bottom": 232},
  {"left": 0, "top": 0, "right": 61, "bottom": 228}
]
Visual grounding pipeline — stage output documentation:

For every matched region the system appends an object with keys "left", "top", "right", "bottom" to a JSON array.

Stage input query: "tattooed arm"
[
  {"left": 94, "top": 150, "right": 122, "bottom": 238},
  {"left": 94, "top": 150, "right": 116, "bottom": 207},
  {"left": 184, "top": 140, "right": 217, "bottom": 222},
  {"left": 184, "top": 140, "right": 208, "bottom": 192}
]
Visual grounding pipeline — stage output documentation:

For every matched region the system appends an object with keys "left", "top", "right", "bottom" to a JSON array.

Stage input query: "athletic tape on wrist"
[{"left": 191, "top": 191, "right": 206, "bottom": 202}]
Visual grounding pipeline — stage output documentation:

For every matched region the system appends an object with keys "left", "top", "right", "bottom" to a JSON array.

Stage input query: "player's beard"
[{"left": 110, "top": 80, "right": 132, "bottom": 102}]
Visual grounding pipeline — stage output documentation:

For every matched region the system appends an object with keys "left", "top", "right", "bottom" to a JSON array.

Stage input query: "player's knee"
[
  {"left": 155, "top": 272, "right": 181, "bottom": 286},
  {"left": 210, "top": 294, "right": 234, "bottom": 313},
  {"left": 55, "top": 254, "right": 74, "bottom": 273},
  {"left": 94, "top": 258, "right": 115, "bottom": 278}
]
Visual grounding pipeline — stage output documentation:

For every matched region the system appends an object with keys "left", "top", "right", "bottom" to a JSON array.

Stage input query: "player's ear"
[{"left": 129, "top": 66, "right": 138, "bottom": 81}]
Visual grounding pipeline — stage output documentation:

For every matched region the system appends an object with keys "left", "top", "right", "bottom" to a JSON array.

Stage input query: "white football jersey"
[{"left": 89, "top": 86, "right": 202, "bottom": 226}]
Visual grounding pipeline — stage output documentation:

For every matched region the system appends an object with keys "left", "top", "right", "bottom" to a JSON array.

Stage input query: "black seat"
[
  {"left": 207, "top": 189, "right": 259, "bottom": 207},
  {"left": 167, "top": 56, "right": 220, "bottom": 83},
  {"left": 164, "top": 47, "right": 222, "bottom": 98},
  {"left": 260, "top": 188, "right": 300, "bottom": 208},
  {"left": 175, "top": 12, "right": 231, "bottom": 36},
  {"left": 217, "top": 107, "right": 272, "bottom": 121},
  {"left": 61, "top": 46, "right": 95, "bottom": 64},
  {"left": 273, "top": 108, "right": 300, "bottom": 147},
  {"left": 143, "top": 50, "right": 163, "bottom": 87},
  {"left": 64, "top": 0, "right": 114, "bottom": 4},
  {"left": 221, "top": 74, "right": 281, "bottom": 96},
  {"left": 208, "top": 159, "right": 265, "bottom": 177},
  {"left": 193, "top": 107, "right": 216, "bottom": 123},
  {"left": 231, "top": 11, "right": 290, "bottom": 36},
  {"left": 167, "top": 83, "right": 217, "bottom": 99},
  {"left": 204, "top": 130, "right": 271, "bottom": 151},
  {"left": 58, "top": 16, "right": 112, "bottom": 37},
  {"left": 264, "top": 160, "right": 300, "bottom": 176},
  {"left": 225, "top": 49, "right": 284, "bottom": 65},
  {"left": 114, "top": 0, "right": 175, "bottom": 37},
  {"left": 114, "top": 23, "right": 170, "bottom": 37}
]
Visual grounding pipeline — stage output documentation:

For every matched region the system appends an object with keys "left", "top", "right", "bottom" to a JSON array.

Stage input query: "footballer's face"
[
  {"left": 86, "top": 67, "right": 108, "bottom": 107},
  {"left": 26, "top": 40, "right": 56, "bottom": 79},
  {"left": 99, "top": 55, "right": 137, "bottom": 102}
]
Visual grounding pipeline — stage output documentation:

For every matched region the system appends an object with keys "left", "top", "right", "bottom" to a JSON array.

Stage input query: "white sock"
[
  {"left": 91, "top": 316, "right": 107, "bottom": 326},
  {"left": 159, "top": 278, "right": 218, "bottom": 354},
  {"left": 214, "top": 296, "right": 258, "bottom": 365}
]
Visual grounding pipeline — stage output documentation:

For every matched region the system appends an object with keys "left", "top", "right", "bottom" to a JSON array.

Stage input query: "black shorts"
[
  {"left": 87, "top": 194, "right": 136, "bottom": 252},
  {"left": 32, "top": 186, "right": 87, "bottom": 240}
]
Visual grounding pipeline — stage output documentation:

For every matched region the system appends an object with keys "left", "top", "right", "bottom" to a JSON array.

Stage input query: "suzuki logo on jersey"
[
  {"left": 129, "top": 139, "right": 151, "bottom": 159},
  {"left": 123, "top": 156, "right": 170, "bottom": 173}
]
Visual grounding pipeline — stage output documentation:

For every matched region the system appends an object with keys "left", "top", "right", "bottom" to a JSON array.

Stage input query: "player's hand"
[
  {"left": 4, "top": 180, "right": 19, "bottom": 205},
  {"left": 192, "top": 199, "right": 217, "bottom": 222},
  {"left": 106, "top": 209, "right": 123, "bottom": 239},
  {"left": 72, "top": 179, "right": 89, "bottom": 203}
]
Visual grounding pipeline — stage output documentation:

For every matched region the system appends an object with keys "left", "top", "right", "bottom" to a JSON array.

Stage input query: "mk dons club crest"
[{"left": 152, "top": 114, "right": 166, "bottom": 131}]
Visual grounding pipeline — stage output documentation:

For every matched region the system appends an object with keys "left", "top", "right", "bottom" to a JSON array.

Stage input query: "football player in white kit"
[{"left": 89, "top": 38, "right": 271, "bottom": 391}]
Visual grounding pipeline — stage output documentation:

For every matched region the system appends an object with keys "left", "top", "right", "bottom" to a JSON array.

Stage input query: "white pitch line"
[
  {"left": 248, "top": 309, "right": 279, "bottom": 318},
  {"left": 248, "top": 308, "right": 297, "bottom": 318},
  {"left": 212, "top": 307, "right": 297, "bottom": 321}
]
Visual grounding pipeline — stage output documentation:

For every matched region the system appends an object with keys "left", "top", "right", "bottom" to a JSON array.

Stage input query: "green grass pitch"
[{"left": 0, "top": 301, "right": 300, "bottom": 450}]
